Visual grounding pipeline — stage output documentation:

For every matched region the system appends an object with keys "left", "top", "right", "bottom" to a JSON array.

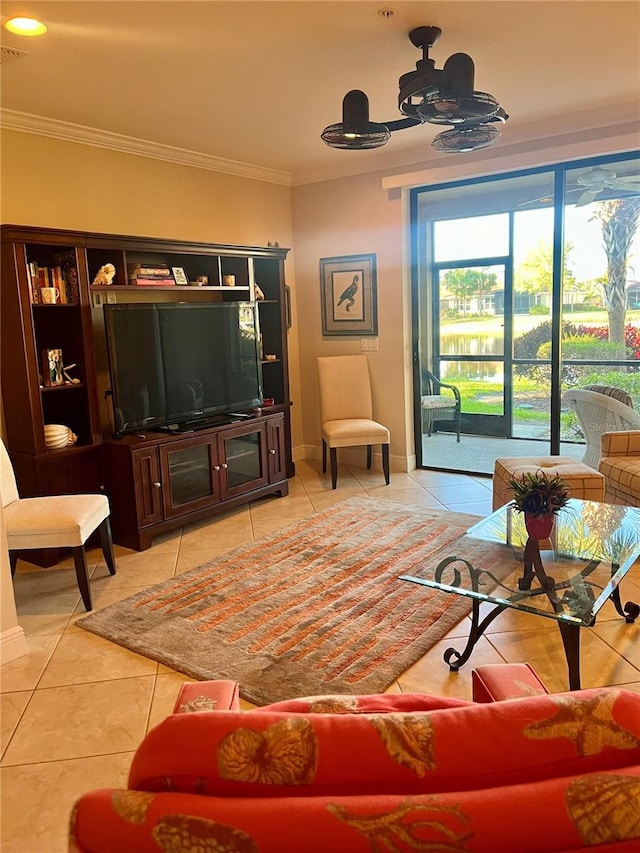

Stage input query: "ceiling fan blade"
[
  {"left": 518, "top": 194, "right": 553, "bottom": 207},
  {"left": 613, "top": 175, "right": 640, "bottom": 184},
  {"left": 611, "top": 181, "right": 640, "bottom": 192},
  {"left": 575, "top": 189, "right": 598, "bottom": 207}
]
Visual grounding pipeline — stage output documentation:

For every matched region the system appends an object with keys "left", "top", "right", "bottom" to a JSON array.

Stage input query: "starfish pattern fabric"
[{"left": 523, "top": 690, "right": 640, "bottom": 756}]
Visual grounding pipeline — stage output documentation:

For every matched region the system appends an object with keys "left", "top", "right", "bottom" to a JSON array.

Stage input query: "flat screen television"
[{"left": 104, "top": 302, "right": 263, "bottom": 436}]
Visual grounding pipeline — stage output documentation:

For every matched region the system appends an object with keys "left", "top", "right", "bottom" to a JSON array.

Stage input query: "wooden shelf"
[
  {"left": 32, "top": 302, "right": 80, "bottom": 308},
  {"left": 40, "top": 382, "right": 86, "bottom": 392},
  {"left": 90, "top": 285, "right": 251, "bottom": 293}
]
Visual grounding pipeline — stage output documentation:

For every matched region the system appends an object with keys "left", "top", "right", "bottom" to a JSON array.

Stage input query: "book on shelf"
[
  {"left": 132, "top": 277, "right": 176, "bottom": 286},
  {"left": 51, "top": 266, "right": 67, "bottom": 303},
  {"left": 27, "top": 261, "right": 39, "bottom": 303},
  {"left": 54, "top": 250, "right": 80, "bottom": 304},
  {"left": 128, "top": 273, "right": 175, "bottom": 281},
  {"left": 28, "top": 263, "right": 71, "bottom": 304},
  {"left": 37, "top": 267, "right": 51, "bottom": 288},
  {"left": 127, "top": 264, "right": 172, "bottom": 276}
]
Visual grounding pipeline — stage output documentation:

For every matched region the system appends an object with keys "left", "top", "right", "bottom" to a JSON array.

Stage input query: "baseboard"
[
  {"left": 297, "top": 443, "right": 413, "bottom": 473},
  {"left": 292, "top": 442, "right": 307, "bottom": 465},
  {"left": 0, "top": 625, "right": 28, "bottom": 665}
]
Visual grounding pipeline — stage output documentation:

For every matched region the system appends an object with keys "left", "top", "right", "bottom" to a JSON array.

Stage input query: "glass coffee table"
[{"left": 400, "top": 499, "right": 640, "bottom": 690}]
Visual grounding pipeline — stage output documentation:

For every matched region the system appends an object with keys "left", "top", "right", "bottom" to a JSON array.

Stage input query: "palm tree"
[{"left": 591, "top": 197, "right": 640, "bottom": 344}]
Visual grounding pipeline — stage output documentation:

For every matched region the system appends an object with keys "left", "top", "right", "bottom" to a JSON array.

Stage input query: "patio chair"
[
  {"left": 563, "top": 387, "right": 640, "bottom": 469},
  {"left": 421, "top": 368, "right": 461, "bottom": 442}
]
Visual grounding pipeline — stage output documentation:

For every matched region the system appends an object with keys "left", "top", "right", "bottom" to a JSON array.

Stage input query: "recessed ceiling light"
[{"left": 4, "top": 16, "right": 47, "bottom": 36}]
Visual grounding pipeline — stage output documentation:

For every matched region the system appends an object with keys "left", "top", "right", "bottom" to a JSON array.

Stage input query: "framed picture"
[
  {"left": 320, "top": 253, "right": 377, "bottom": 336},
  {"left": 172, "top": 267, "right": 188, "bottom": 285},
  {"left": 42, "top": 348, "right": 64, "bottom": 386}
]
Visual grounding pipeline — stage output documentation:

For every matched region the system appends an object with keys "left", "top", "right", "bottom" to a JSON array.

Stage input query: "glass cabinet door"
[
  {"left": 220, "top": 423, "right": 269, "bottom": 496},
  {"left": 160, "top": 439, "right": 219, "bottom": 517}
]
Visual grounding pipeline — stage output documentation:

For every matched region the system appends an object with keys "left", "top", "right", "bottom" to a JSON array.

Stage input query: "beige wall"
[
  {"left": 0, "top": 128, "right": 303, "bottom": 457},
  {"left": 291, "top": 124, "right": 640, "bottom": 473},
  {"left": 3, "top": 125, "right": 638, "bottom": 472},
  {"left": 3, "top": 126, "right": 637, "bottom": 473},
  {"left": 291, "top": 174, "right": 412, "bottom": 471}
]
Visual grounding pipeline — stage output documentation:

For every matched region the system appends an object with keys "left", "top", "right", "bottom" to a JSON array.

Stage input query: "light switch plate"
[{"left": 361, "top": 338, "right": 378, "bottom": 351}]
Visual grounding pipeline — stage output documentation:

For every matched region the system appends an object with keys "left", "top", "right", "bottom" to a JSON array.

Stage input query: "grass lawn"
[{"left": 438, "top": 311, "right": 640, "bottom": 417}]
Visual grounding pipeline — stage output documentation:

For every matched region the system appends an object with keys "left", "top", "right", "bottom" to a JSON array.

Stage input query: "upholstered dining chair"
[
  {"left": 421, "top": 368, "right": 462, "bottom": 442},
  {"left": 563, "top": 387, "right": 640, "bottom": 469},
  {"left": 0, "top": 438, "right": 116, "bottom": 610},
  {"left": 317, "top": 355, "right": 390, "bottom": 489}
]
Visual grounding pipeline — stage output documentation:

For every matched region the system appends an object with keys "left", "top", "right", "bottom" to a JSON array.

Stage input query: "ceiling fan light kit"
[
  {"left": 321, "top": 25, "right": 508, "bottom": 154},
  {"left": 320, "top": 90, "right": 391, "bottom": 149}
]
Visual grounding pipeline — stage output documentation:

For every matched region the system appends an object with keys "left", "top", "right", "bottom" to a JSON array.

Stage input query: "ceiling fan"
[
  {"left": 572, "top": 166, "right": 640, "bottom": 206},
  {"left": 520, "top": 165, "right": 640, "bottom": 208},
  {"left": 321, "top": 26, "right": 508, "bottom": 154}
]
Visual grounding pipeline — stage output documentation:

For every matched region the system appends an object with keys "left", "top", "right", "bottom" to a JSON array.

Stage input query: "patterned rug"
[{"left": 77, "top": 497, "right": 482, "bottom": 705}]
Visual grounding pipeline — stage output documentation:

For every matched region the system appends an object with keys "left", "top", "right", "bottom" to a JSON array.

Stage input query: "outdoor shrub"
[
  {"left": 559, "top": 337, "right": 628, "bottom": 362},
  {"left": 578, "top": 324, "right": 640, "bottom": 361},
  {"left": 514, "top": 322, "right": 640, "bottom": 382},
  {"left": 442, "top": 308, "right": 459, "bottom": 320},
  {"left": 513, "top": 321, "right": 578, "bottom": 377},
  {"left": 529, "top": 305, "right": 549, "bottom": 315},
  {"left": 579, "top": 369, "right": 640, "bottom": 405}
]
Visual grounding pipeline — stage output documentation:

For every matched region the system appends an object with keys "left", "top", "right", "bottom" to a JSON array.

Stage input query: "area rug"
[{"left": 78, "top": 496, "right": 485, "bottom": 706}]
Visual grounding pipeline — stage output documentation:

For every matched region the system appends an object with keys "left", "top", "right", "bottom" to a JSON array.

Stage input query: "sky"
[
  {"left": 434, "top": 205, "right": 640, "bottom": 285},
  {"left": 519, "top": 207, "right": 640, "bottom": 284}
]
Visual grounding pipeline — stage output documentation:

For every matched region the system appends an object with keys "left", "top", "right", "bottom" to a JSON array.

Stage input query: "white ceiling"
[{"left": 1, "top": 1, "right": 639, "bottom": 185}]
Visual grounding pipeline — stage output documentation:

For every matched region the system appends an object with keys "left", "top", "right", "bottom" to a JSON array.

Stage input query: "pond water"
[
  {"left": 440, "top": 333, "right": 503, "bottom": 380},
  {"left": 440, "top": 333, "right": 503, "bottom": 356}
]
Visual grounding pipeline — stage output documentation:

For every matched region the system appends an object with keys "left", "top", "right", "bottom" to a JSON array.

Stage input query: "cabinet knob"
[
  {"left": 222, "top": 462, "right": 228, "bottom": 469},
  {"left": 213, "top": 465, "right": 221, "bottom": 471},
  {"left": 269, "top": 449, "right": 276, "bottom": 455},
  {"left": 153, "top": 482, "right": 161, "bottom": 489}
]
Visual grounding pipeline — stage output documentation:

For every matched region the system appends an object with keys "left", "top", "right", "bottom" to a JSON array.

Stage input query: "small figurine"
[
  {"left": 63, "top": 362, "right": 81, "bottom": 385},
  {"left": 254, "top": 283, "right": 265, "bottom": 300},
  {"left": 92, "top": 263, "right": 116, "bottom": 286}
]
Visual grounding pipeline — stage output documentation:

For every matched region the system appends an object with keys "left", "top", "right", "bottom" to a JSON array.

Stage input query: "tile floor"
[{"left": 2, "top": 459, "right": 639, "bottom": 852}]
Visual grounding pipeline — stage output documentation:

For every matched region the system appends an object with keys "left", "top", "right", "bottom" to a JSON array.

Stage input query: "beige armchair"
[
  {"left": 317, "top": 355, "right": 390, "bottom": 489},
  {"left": 1, "top": 438, "right": 116, "bottom": 610},
  {"left": 563, "top": 387, "right": 640, "bottom": 469},
  {"left": 598, "top": 430, "right": 640, "bottom": 507}
]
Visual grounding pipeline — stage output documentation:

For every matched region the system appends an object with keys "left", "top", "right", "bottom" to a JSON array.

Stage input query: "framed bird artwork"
[{"left": 320, "top": 253, "right": 377, "bottom": 336}]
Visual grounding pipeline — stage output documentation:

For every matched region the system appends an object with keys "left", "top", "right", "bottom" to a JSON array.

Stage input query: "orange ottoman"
[
  {"left": 472, "top": 663, "right": 549, "bottom": 702},
  {"left": 492, "top": 456, "right": 605, "bottom": 511}
]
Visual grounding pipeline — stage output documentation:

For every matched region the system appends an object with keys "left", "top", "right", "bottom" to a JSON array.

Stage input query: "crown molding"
[{"left": 0, "top": 109, "right": 292, "bottom": 187}]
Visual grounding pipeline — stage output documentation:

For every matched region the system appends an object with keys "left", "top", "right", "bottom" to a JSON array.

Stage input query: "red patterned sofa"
[{"left": 69, "top": 664, "right": 640, "bottom": 852}]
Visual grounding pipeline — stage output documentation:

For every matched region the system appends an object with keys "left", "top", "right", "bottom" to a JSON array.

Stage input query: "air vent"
[{"left": 0, "top": 45, "right": 29, "bottom": 64}]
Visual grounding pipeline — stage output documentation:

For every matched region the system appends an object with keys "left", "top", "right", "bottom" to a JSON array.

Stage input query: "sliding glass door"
[{"left": 412, "top": 152, "right": 640, "bottom": 473}]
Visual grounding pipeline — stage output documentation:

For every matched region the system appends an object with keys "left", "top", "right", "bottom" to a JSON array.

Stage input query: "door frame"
[
  {"left": 431, "top": 253, "right": 513, "bottom": 438},
  {"left": 410, "top": 150, "right": 640, "bottom": 470}
]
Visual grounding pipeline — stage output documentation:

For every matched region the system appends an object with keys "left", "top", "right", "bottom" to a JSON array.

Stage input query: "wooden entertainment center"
[{"left": 1, "top": 225, "right": 293, "bottom": 552}]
